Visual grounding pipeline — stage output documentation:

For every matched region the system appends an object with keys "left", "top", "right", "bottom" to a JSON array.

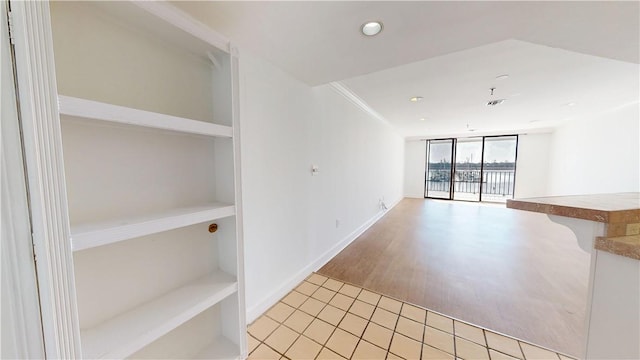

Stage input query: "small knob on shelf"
[{"left": 208, "top": 223, "right": 218, "bottom": 233}]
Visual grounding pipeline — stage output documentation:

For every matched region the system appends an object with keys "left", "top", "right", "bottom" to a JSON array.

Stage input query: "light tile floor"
[{"left": 248, "top": 273, "right": 576, "bottom": 360}]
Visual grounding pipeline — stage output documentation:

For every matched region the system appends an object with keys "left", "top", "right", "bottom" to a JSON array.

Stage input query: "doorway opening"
[{"left": 424, "top": 135, "right": 518, "bottom": 203}]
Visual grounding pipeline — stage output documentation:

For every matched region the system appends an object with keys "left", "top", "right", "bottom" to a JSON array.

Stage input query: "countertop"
[
  {"left": 506, "top": 193, "right": 640, "bottom": 223},
  {"left": 507, "top": 193, "right": 640, "bottom": 260}
]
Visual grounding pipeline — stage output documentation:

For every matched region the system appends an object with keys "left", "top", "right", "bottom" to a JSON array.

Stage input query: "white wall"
[
  {"left": 547, "top": 103, "right": 640, "bottom": 196},
  {"left": 404, "top": 140, "right": 427, "bottom": 198},
  {"left": 239, "top": 54, "right": 313, "bottom": 320},
  {"left": 307, "top": 86, "right": 404, "bottom": 260},
  {"left": 514, "top": 133, "right": 552, "bottom": 198},
  {"left": 238, "top": 54, "right": 404, "bottom": 321}
]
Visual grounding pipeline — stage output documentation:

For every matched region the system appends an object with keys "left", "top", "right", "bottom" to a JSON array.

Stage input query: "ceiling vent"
[{"left": 487, "top": 99, "right": 506, "bottom": 106}]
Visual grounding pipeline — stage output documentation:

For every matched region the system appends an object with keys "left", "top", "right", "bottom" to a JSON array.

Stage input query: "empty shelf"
[
  {"left": 193, "top": 336, "right": 240, "bottom": 359},
  {"left": 81, "top": 271, "right": 238, "bottom": 359},
  {"left": 58, "top": 95, "right": 233, "bottom": 138},
  {"left": 71, "top": 203, "right": 235, "bottom": 251}
]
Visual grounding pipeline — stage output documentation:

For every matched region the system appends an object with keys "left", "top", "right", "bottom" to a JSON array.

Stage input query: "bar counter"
[
  {"left": 508, "top": 192, "right": 640, "bottom": 259},
  {"left": 507, "top": 193, "right": 640, "bottom": 360}
]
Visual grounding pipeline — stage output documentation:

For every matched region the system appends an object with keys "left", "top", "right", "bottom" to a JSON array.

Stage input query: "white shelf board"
[
  {"left": 71, "top": 203, "right": 235, "bottom": 251},
  {"left": 58, "top": 95, "right": 233, "bottom": 138},
  {"left": 193, "top": 336, "right": 240, "bottom": 359},
  {"left": 81, "top": 271, "right": 238, "bottom": 359}
]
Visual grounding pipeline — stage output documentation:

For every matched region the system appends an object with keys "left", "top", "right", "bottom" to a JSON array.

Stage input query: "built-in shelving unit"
[
  {"left": 82, "top": 272, "right": 237, "bottom": 359},
  {"left": 48, "top": 0, "right": 245, "bottom": 358}
]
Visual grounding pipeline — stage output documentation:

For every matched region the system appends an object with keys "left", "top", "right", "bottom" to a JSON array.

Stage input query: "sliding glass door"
[
  {"left": 424, "top": 135, "right": 518, "bottom": 202},
  {"left": 453, "top": 138, "right": 483, "bottom": 201},
  {"left": 481, "top": 136, "right": 518, "bottom": 202},
  {"left": 425, "top": 139, "right": 454, "bottom": 199}
]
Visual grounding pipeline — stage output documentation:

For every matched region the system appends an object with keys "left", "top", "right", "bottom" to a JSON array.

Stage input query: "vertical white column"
[
  {"left": 11, "top": 1, "right": 82, "bottom": 358},
  {"left": 549, "top": 215, "right": 640, "bottom": 360},
  {"left": 586, "top": 251, "right": 640, "bottom": 359},
  {"left": 1, "top": 0, "right": 45, "bottom": 357}
]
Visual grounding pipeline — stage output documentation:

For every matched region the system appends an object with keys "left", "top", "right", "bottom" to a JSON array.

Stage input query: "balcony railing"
[{"left": 426, "top": 169, "right": 515, "bottom": 196}]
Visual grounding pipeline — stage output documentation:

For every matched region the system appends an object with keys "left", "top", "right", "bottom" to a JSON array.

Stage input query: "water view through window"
[
  {"left": 425, "top": 135, "right": 518, "bottom": 203},
  {"left": 425, "top": 139, "right": 454, "bottom": 199}
]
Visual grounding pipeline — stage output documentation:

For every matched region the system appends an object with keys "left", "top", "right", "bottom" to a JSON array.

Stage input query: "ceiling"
[
  {"left": 342, "top": 39, "right": 639, "bottom": 138},
  {"left": 173, "top": 1, "right": 640, "bottom": 138}
]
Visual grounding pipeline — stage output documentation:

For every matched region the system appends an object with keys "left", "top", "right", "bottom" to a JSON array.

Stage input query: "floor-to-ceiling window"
[
  {"left": 424, "top": 135, "right": 518, "bottom": 202},
  {"left": 481, "top": 135, "right": 518, "bottom": 202},
  {"left": 425, "top": 139, "right": 454, "bottom": 199},
  {"left": 452, "top": 137, "right": 483, "bottom": 202}
]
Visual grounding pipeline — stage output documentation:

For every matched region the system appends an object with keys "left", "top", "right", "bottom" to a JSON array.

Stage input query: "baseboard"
[
  {"left": 404, "top": 193, "right": 425, "bottom": 199},
  {"left": 310, "top": 196, "right": 402, "bottom": 272},
  {"left": 246, "top": 197, "right": 401, "bottom": 323}
]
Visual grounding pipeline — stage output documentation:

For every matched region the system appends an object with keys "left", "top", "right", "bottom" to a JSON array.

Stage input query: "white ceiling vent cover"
[{"left": 487, "top": 99, "right": 506, "bottom": 106}]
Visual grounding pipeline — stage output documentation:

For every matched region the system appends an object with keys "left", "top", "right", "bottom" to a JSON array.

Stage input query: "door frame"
[
  {"left": 424, "top": 138, "right": 456, "bottom": 200},
  {"left": 1, "top": 0, "right": 45, "bottom": 357},
  {"left": 452, "top": 136, "right": 484, "bottom": 202},
  {"left": 9, "top": 1, "right": 82, "bottom": 357},
  {"left": 480, "top": 134, "right": 519, "bottom": 202}
]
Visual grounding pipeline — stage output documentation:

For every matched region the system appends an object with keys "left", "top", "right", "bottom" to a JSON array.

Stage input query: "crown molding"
[{"left": 328, "top": 82, "right": 401, "bottom": 135}]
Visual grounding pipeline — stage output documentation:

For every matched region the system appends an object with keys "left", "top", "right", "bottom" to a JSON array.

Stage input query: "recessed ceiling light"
[
  {"left": 495, "top": 74, "right": 510, "bottom": 80},
  {"left": 361, "top": 21, "right": 383, "bottom": 36},
  {"left": 565, "top": 102, "right": 577, "bottom": 107},
  {"left": 419, "top": 118, "right": 426, "bottom": 121},
  {"left": 410, "top": 96, "right": 423, "bottom": 102}
]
